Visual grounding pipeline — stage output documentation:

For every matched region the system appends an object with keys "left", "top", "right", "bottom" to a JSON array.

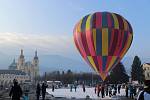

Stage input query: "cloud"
[{"left": 0, "top": 32, "right": 76, "bottom": 56}]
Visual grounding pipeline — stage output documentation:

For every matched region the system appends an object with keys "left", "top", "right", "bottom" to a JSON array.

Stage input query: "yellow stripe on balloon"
[
  {"left": 87, "top": 56, "right": 98, "bottom": 73},
  {"left": 93, "top": 29, "right": 97, "bottom": 52},
  {"left": 77, "top": 19, "right": 83, "bottom": 33},
  {"left": 102, "top": 28, "right": 108, "bottom": 56},
  {"left": 120, "top": 34, "right": 133, "bottom": 58},
  {"left": 86, "top": 15, "right": 92, "bottom": 30},
  {"left": 112, "top": 13, "right": 119, "bottom": 29},
  {"left": 106, "top": 56, "right": 117, "bottom": 72}
]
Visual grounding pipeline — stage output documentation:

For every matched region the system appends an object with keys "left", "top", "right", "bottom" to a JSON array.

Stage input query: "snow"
[{"left": 47, "top": 87, "right": 126, "bottom": 99}]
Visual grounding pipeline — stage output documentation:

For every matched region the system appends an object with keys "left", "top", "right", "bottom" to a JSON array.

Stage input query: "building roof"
[
  {"left": 9, "top": 59, "right": 17, "bottom": 70},
  {"left": 0, "top": 70, "right": 27, "bottom": 75},
  {"left": 146, "top": 63, "right": 150, "bottom": 65}
]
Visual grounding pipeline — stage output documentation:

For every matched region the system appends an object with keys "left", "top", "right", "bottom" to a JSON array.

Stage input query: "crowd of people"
[
  {"left": 8, "top": 79, "right": 48, "bottom": 100},
  {"left": 7, "top": 78, "right": 150, "bottom": 100},
  {"left": 94, "top": 84, "right": 121, "bottom": 98}
]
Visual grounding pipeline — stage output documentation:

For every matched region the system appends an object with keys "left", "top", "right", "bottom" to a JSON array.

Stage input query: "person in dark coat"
[
  {"left": 101, "top": 84, "right": 105, "bottom": 98},
  {"left": 82, "top": 83, "right": 85, "bottom": 92},
  {"left": 42, "top": 82, "right": 48, "bottom": 100},
  {"left": 117, "top": 84, "right": 121, "bottom": 94},
  {"left": 52, "top": 83, "right": 55, "bottom": 92},
  {"left": 36, "top": 83, "right": 41, "bottom": 100},
  {"left": 97, "top": 84, "right": 101, "bottom": 97},
  {"left": 9, "top": 79, "right": 22, "bottom": 100},
  {"left": 105, "top": 85, "right": 108, "bottom": 96},
  {"left": 125, "top": 84, "right": 129, "bottom": 97}
]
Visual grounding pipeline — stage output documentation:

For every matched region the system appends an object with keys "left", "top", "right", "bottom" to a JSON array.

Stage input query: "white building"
[
  {"left": 0, "top": 70, "right": 30, "bottom": 86},
  {"left": 9, "top": 49, "right": 40, "bottom": 82},
  {"left": 142, "top": 63, "right": 150, "bottom": 80}
]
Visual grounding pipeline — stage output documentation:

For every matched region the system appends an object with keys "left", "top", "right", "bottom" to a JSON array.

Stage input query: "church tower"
[
  {"left": 32, "top": 50, "right": 39, "bottom": 78},
  {"left": 17, "top": 49, "right": 25, "bottom": 71}
]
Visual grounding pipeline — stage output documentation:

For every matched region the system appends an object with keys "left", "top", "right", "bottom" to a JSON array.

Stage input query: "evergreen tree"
[
  {"left": 107, "top": 62, "right": 129, "bottom": 84},
  {"left": 131, "top": 56, "right": 143, "bottom": 83}
]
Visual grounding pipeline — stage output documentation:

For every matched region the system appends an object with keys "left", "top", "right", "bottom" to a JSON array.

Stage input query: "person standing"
[
  {"left": 74, "top": 84, "right": 77, "bottom": 92},
  {"left": 113, "top": 84, "right": 117, "bottom": 95},
  {"left": 82, "top": 82, "right": 86, "bottom": 92},
  {"left": 117, "top": 84, "right": 121, "bottom": 94},
  {"left": 9, "top": 79, "right": 23, "bottom": 100},
  {"left": 52, "top": 83, "right": 55, "bottom": 92},
  {"left": 137, "top": 80, "right": 150, "bottom": 100},
  {"left": 105, "top": 84, "right": 108, "bottom": 96},
  {"left": 95, "top": 85, "right": 97, "bottom": 94},
  {"left": 36, "top": 83, "right": 41, "bottom": 100},
  {"left": 109, "top": 85, "right": 112, "bottom": 97},
  {"left": 125, "top": 84, "right": 129, "bottom": 97},
  {"left": 101, "top": 84, "right": 105, "bottom": 98},
  {"left": 70, "top": 84, "right": 73, "bottom": 92},
  {"left": 129, "top": 85, "right": 133, "bottom": 99},
  {"left": 97, "top": 84, "right": 101, "bottom": 97},
  {"left": 42, "top": 82, "right": 48, "bottom": 100}
]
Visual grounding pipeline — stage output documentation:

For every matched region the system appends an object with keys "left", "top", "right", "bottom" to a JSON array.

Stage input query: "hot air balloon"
[{"left": 73, "top": 12, "right": 133, "bottom": 81}]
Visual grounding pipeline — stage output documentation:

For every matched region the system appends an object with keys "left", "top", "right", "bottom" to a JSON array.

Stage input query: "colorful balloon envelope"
[{"left": 73, "top": 12, "right": 133, "bottom": 81}]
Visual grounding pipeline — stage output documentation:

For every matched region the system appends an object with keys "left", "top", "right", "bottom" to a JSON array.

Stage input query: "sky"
[{"left": 0, "top": 0, "right": 149, "bottom": 60}]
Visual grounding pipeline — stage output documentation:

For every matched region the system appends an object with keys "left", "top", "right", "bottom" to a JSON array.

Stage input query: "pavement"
[{"left": 0, "top": 89, "right": 135, "bottom": 100}]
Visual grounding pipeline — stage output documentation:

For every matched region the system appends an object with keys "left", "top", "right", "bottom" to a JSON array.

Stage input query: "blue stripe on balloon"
[
  {"left": 102, "top": 12, "right": 108, "bottom": 27},
  {"left": 81, "top": 15, "right": 89, "bottom": 32},
  {"left": 96, "top": 29, "right": 102, "bottom": 55},
  {"left": 102, "top": 56, "right": 107, "bottom": 71}
]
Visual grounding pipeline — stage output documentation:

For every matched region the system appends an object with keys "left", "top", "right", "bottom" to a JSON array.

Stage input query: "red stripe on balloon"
[
  {"left": 108, "top": 29, "right": 115, "bottom": 56},
  {"left": 96, "top": 12, "right": 102, "bottom": 28},
  {"left": 86, "top": 30, "right": 96, "bottom": 56},
  {"left": 93, "top": 56, "right": 100, "bottom": 72},
  {"left": 113, "top": 30, "right": 121, "bottom": 56},
  {"left": 97, "top": 56, "right": 102, "bottom": 73},
  {"left": 117, "top": 30, "right": 124, "bottom": 55},
  {"left": 116, "top": 14, "right": 124, "bottom": 30},
  {"left": 110, "top": 29, "right": 118, "bottom": 56}
]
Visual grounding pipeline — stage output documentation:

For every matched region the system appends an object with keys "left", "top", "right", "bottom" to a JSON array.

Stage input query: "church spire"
[
  {"left": 20, "top": 49, "right": 24, "bottom": 58},
  {"left": 35, "top": 50, "right": 37, "bottom": 57},
  {"left": 34, "top": 50, "right": 38, "bottom": 59},
  {"left": 21, "top": 49, "right": 23, "bottom": 55}
]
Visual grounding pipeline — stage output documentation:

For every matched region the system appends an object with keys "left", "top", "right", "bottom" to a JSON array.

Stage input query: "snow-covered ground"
[{"left": 47, "top": 87, "right": 126, "bottom": 99}]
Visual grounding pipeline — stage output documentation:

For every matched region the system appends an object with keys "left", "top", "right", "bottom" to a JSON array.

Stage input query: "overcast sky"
[{"left": 0, "top": 0, "right": 149, "bottom": 60}]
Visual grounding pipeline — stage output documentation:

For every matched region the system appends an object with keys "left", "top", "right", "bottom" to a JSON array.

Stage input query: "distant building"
[
  {"left": 0, "top": 70, "right": 30, "bottom": 86},
  {"left": 142, "top": 63, "right": 150, "bottom": 80},
  {"left": 9, "top": 49, "right": 40, "bottom": 82}
]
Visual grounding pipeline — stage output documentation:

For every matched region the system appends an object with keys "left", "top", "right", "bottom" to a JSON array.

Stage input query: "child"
[{"left": 23, "top": 92, "right": 29, "bottom": 100}]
